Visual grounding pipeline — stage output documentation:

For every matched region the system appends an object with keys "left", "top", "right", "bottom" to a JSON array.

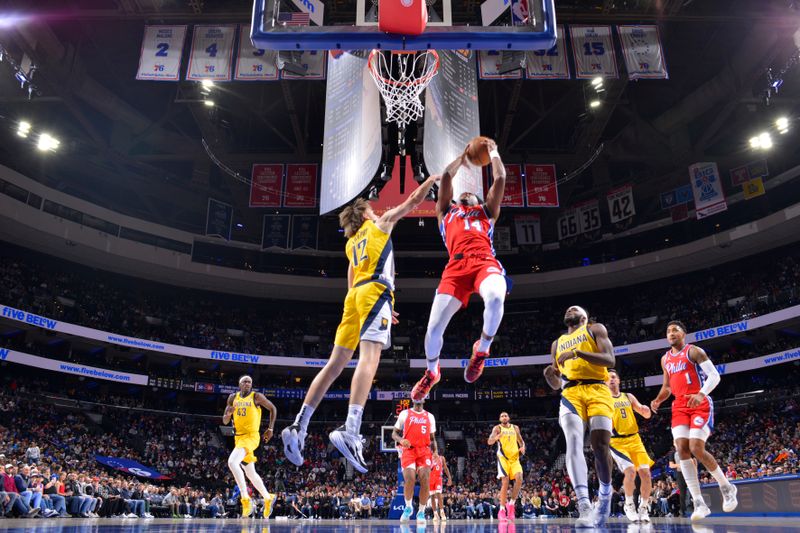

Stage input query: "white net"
[{"left": 368, "top": 50, "right": 439, "bottom": 129}]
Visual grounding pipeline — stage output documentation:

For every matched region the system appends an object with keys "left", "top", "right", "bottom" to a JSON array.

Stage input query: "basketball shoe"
[
  {"left": 623, "top": 501, "right": 638, "bottom": 522},
  {"left": 439, "top": 509, "right": 447, "bottom": 521},
  {"left": 411, "top": 365, "right": 440, "bottom": 401},
  {"left": 691, "top": 502, "right": 711, "bottom": 521},
  {"left": 329, "top": 425, "right": 368, "bottom": 473},
  {"left": 241, "top": 497, "right": 253, "bottom": 518},
  {"left": 721, "top": 483, "right": 738, "bottom": 512},
  {"left": 281, "top": 424, "right": 306, "bottom": 466},
  {"left": 574, "top": 501, "right": 593, "bottom": 528},
  {"left": 498, "top": 507, "right": 507, "bottom": 521},
  {"left": 400, "top": 506, "right": 413, "bottom": 521},
  {"left": 506, "top": 503, "right": 515, "bottom": 521},
  {"left": 592, "top": 497, "right": 611, "bottom": 527},
  {"left": 416, "top": 509, "right": 426, "bottom": 524},
  {"left": 464, "top": 341, "right": 489, "bottom": 383},
  {"left": 263, "top": 494, "right": 275, "bottom": 519},
  {"left": 638, "top": 503, "right": 650, "bottom": 523}
]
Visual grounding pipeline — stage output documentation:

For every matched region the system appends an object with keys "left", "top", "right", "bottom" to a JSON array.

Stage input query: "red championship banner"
[
  {"left": 524, "top": 164, "right": 559, "bottom": 207},
  {"left": 284, "top": 164, "right": 318, "bottom": 208},
  {"left": 249, "top": 164, "right": 283, "bottom": 207},
  {"left": 499, "top": 164, "right": 525, "bottom": 207}
]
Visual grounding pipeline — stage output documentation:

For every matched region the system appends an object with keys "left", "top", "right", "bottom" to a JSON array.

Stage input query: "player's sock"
[
  {"left": 425, "top": 357, "right": 439, "bottom": 374},
  {"left": 599, "top": 481, "right": 612, "bottom": 500},
  {"left": 345, "top": 404, "right": 364, "bottom": 435},
  {"left": 625, "top": 495, "right": 634, "bottom": 505},
  {"left": 477, "top": 335, "right": 492, "bottom": 353},
  {"left": 680, "top": 459, "right": 707, "bottom": 505},
  {"left": 294, "top": 403, "right": 315, "bottom": 433},
  {"left": 405, "top": 499, "right": 413, "bottom": 509},
  {"left": 709, "top": 466, "right": 732, "bottom": 489}
]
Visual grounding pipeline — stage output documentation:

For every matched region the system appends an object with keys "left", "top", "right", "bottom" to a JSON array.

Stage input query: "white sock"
[
  {"left": 345, "top": 404, "right": 364, "bottom": 435},
  {"left": 478, "top": 335, "right": 493, "bottom": 353},
  {"left": 599, "top": 481, "right": 612, "bottom": 500},
  {"left": 625, "top": 495, "right": 634, "bottom": 505},
  {"left": 709, "top": 466, "right": 732, "bottom": 489},
  {"left": 294, "top": 404, "right": 315, "bottom": 432},
  {"left": 680, "top": 459, "right": 706, "bottom": 506},
  {"left": 243, "top": 462, "right": 271, "bottom": 500},
  {"left": 405, "top": 499, "right": 413, "bottom": 509}
]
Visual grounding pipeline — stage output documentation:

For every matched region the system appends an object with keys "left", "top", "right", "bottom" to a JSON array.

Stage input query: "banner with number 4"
[
  {"left": 569, "top": 25, "right": 618, "bottom": 79},
  {"left": 606, "top": 185, "right": 636, "bottom": 223},
  {"left": 234, "top": 25, "right": 278, "bottom": 81},
  {"left": 136, "top": 25, "right": 187, "bottom": 81},
  {"left": 187, "top": 25, "right": 236, "bottom": 81}
]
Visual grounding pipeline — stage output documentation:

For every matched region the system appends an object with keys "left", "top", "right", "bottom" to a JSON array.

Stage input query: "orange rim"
[{"left": 368, "top": 49, "right": 440, "bottom": 88}]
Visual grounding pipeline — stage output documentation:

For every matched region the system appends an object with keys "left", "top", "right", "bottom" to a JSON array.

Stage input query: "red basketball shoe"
[
  {"left": 411, "top": 365, "right": 440, "bottom": 401},
  {"left": 464, "top": 341, "right": 489, "bottom": 383}
]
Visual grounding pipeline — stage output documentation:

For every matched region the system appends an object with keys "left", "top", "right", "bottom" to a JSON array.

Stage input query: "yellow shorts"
[
  {"left": 234, "top": 432, "right": 261, "bottom": 463},
  {"left": 497, "top": 455, "right": 523, "bottom": 480},
  {"left": 610, "top": 433, "right": 654, "bottom": 471},
  {"left": 560, "top": 383, "right": 614, "bottom": 421},
  {"left": 333, "top": 282, "right": 394, "bottom": 351}
]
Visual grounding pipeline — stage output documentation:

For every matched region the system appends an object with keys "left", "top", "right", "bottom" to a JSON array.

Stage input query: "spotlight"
[
  {"left": 36, "top": 133, "right": 59, "bottom": 152},
  {"left": 591, "top": 76, "right": 603, "bottom": 88},
  {"left": 17, "top": 121, "right": 31, "bottom": 138},
  {"left": 367, "top": 185, "right": 380, "bottom": 201},
  {"left": 201, "top": 80, "right": 214, "bottom": 89},
  {"left": 204, "top": 99, "right": 215, "bottom": 107},
  {"left": 776, "top": 116, "right": 790, "bottom": 134},
  {"left": 749, "top": 136, "right": 761, "bottom": 149},
  {"left": 379, "top": 164, "right": 391, "bottom": 182},
  {"left": 759, "top": 132, "right": 773, "bottom": 149},
  {"left": 589, "top": 99, "right": 601, "bottom": 109}
]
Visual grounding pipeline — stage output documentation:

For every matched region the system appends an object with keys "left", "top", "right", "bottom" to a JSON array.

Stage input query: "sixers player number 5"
[{"left": 392, "top": 398, "right": 438, "bottom": 524}]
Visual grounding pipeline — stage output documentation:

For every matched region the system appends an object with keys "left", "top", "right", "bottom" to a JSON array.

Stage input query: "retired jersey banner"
[
  {"left": 569, "top": 26, "right": 618, "bottom": 79},
  {"left": 206, "top": 198, "right": 233, "bottom": 240},
  {"left": 186, "top": 25, "right": 236, "bottom": 81},
  {"left": 659, "top": 184, "right": 692, "bottom": 210},
  {"left": 577, "top": 199, "right": 601, "bottom": 233},
  {"left": 606, "top": 185, "right": 636, "bottom": 223},
  {"left": 617, "top": 25, "right": 669, "bottom": 80},
  {"left": 136, "top": 25, "right": 187, "bottom": 81},
  {"left": 249, "top": 164, "right": 283, "bottom": 207},
  {"left": 291, "top": 215, "right": 319, "bottom": 250},
  {"left": 557, "top": 209, "right": 579, "bottom": 240},
  {"left": 234, "top": 25, "right": 278, "bottom": 81},
  {"left": 261, "top": 214, "right": 291, "bottom": 249},
  {"left": 498, "top": 164, "right": 525, "bottom": 207},
  {"left": 514, "top": 214, "right": 542, "bottom": 245},
  {"left": 689, "top": 162, "right": 728, "bottom": 219},
  {"left": 281, "top": 50, "right": 327, "bottom": 80},
  {"left": 478, "top": 51, "right": 523, "bottom": 80},
  {"left": 743, "top": 177, "right": 766, "bottom": 200},
  {"left": 524, "top": 164, "right": 559, "bottom": 207},
  {"left": 284, "top": 164, "right": 318, "bottom": 208},
  {"left": 526, "top": 24, "right": 570, "bottom": 79}
]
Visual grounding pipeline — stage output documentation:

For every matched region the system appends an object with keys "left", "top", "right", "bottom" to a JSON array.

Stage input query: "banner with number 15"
[
  {"left": 136, "top": 25, "right": 187, "bottom": 81},
  {"left": 187, "top": 25, "right": 236, "bottom": 81}
]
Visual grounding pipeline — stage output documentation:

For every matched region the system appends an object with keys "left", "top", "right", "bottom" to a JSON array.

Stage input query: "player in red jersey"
[
  {"left": 392, "top": 398, "right": 437, "bottom": 524},
  {"left": 411, "top": 140, "right": 509, "bottom": 400},
  {"left": 428, "top": 451, "right": 452, "bottom": 522},
  {"left": 650, "top": 320, "right": 738, "bottom": 521}
]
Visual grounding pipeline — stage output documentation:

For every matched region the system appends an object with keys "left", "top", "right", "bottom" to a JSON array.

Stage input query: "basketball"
[{"left": 466, "top": 136, "right": 493, "bottom": 167}]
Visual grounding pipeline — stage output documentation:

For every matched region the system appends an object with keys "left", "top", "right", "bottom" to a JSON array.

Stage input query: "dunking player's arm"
[
  {"left": 436, "top": 154, "right": 467, "bottom": 221},
  {"left": 253, "top": 393, "right": 277, "bottom": 442},
  {"left": 482, "top": 139, "right": 506, "bottom": 220}
]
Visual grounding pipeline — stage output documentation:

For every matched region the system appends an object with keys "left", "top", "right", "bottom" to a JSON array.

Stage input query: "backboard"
[{"left": 251, "top": 0, "right": 557, "bottom": 51}]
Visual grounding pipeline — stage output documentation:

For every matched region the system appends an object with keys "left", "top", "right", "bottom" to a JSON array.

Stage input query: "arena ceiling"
[{"left": 0, "top": 0, "right": 799, "bottom": 252}]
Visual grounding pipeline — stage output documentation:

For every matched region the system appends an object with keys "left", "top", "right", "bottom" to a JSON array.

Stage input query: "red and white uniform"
[
  {"left": 438, "top": 204, "right": 505, "bottom": 307},
  {"left": 395, "top": 408, "right": 436, "bottom": 470},
  {"left": 429, "top": 455, "right": 443, "bottom": 494},
  {"left": 663, "top": 343, "right": 714, "bottom": 433}
]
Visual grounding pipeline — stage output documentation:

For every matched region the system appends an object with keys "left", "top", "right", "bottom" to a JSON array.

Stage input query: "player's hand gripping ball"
[{"left": 466, "top": 136, "right": 496, "bottom": 167}]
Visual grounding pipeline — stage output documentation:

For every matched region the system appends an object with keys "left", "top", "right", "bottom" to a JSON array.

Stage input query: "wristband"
[{"left": 489, "top": 149, "right": 500, "bottom": 160}]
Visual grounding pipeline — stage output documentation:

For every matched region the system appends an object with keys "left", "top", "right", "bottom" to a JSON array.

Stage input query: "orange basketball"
[{"left": 466, "top": 136, "right": 493, "bottom": 167}]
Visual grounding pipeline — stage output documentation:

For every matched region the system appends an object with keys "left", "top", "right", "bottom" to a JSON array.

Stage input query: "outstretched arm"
[
  {"left": 376, "top": 175, "right": 439, "bottom": 231},
  {"left": 437, "top": 152, "right": 467, "bottom": 219},
  {"left": 482, "top": 139, "right": 505, "bottom": 220},
  {"left": 627, "top": 393, "right": 652, "bottom": 419}
]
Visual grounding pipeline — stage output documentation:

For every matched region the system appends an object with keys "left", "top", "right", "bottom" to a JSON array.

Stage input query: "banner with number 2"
[
  {"left": 187, "top": 25, "right": 236, "bottom": 81},
  {"left": 136, "top": 25, "right": 187, "bottom": 81}
]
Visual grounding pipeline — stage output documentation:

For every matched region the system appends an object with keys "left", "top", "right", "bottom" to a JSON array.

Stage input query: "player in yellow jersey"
[
  {"left": 222, "top": 375, "right": 277, "bottom": 519},
  {"left": 281, "top": 173, "right": 440, "bottom": 473},
  {"left": 606, "top": 369, "right": 654, "bottom": 523},
  {"left": 544, "top": 306, "right": 615, "bottom": 528},
  {"left": 487, "top": 412, "right": 525, "bottom": 521}
]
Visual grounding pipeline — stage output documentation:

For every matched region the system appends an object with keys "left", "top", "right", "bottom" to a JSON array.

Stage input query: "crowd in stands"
[
  {"left": 1, "top": 372, "right": 798, "bottom": 520},
  {"left": 2, "top": 243, "right": 799, "bottom": 362}
]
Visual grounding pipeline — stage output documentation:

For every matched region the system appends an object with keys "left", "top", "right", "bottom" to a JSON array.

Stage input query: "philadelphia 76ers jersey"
[
  {"left": 439, "top": 204, "right": 495, "bottom": 258},
  {"left": 664, "top": 343, "right": 706, "bottom": 407}
]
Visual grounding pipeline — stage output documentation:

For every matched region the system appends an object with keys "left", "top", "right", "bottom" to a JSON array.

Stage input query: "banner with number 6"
[
  {"left": 569, "top": 25, "right": 618, "bottom": 79},
  {"left": 187, "top": 25, "right": 236, "bottom": 81},
  {"left": 136, "top": 25, "right": 187, "bottom": 81},
  {"left": 606, "top": 185, "right": 636, "bottom": 223},
  {"left": 234, "top": 25, "right": 278, "bottom": 81}
]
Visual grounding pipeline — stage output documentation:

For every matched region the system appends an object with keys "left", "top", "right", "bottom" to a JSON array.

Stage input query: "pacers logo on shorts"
[
  {"left": 693, "top": 416, "right": 705, "bottom": 426},
  {"left": 380, "top": 318, "right": 389, "bottom": 330}
]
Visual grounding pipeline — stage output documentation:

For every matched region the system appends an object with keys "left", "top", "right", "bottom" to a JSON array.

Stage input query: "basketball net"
[{"left": 368, "top": 50, "right": 439, "bottom": 129}]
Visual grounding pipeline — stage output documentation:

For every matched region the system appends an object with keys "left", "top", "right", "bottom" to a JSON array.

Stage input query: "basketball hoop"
[{"left": 368, "top": 49, "right": 440, "bottom": 129}]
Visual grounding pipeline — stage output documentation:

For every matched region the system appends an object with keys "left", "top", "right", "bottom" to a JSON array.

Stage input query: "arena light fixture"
[
  {"left": 204, "top": 99, "right": 215, "bottom": 107},
  {"left": 17, "top": 120, "right": 31, "bottom": 138},
  {"left": 591, "top": 77, "right": 603, "bottom": 88},
  {"left": 589, "top": 99, "right": 601, "bottom": 109},
  {"left": 759, "top": 132, "right": 773, "bottom": 149},
  {"left": 201, "top": 79, "right": 214, "bottom": 88},
  {"left": 776, "top": 116, "right": 789, "bottom": 134},
  {"left": 36, "top": 132, "right": 59, "bottom": 152},
  {"left": 367, "top": 185, "right": 380, "bottom": 201}
]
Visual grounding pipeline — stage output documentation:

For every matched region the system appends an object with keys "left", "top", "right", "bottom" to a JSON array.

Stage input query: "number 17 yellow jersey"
[{"left": 346, "top": 220, "right": 395, "bottom": 290}]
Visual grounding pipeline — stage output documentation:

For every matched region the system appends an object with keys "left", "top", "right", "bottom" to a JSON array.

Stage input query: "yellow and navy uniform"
[
  {"left": 555, "top": 324, "right": 614, "bottom": 421},
  {"left": 334, "top": 220, "right": 395, "bottom": 351},
  {"left": 495, "top": 424, "right": 523, "bottom": 479},
  {"left": 610, "top": 392, "right": 653, "bottom": 470},
  {"left": 232, "top": 391, "right": 262, "bottom": 463}
]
